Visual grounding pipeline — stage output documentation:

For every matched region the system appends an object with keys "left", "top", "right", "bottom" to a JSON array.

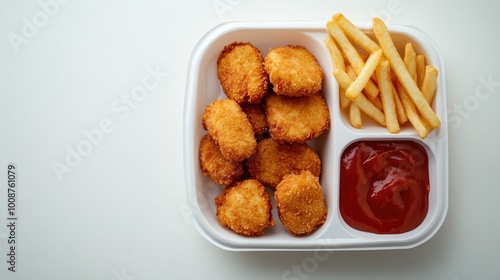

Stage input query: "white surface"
[{"left": 0, "top": 0, "right": 499, "bottom": 279}]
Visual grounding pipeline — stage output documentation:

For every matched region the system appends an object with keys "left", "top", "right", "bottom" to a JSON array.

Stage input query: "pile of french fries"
[{"left": 325, "top": 13, "right": 440, "bottom": 138}]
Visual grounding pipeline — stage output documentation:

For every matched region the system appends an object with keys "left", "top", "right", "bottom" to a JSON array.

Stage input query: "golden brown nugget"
[
  {"left": 265, "top": 45, "right": 324, "bottom": 96},
  {"left": 217, "top": 42, "right": 268, "bottom": 104},
  {"left": 264, "top": 92, "right": 330, "bottom": 143},
  {"left": 215, "top": 179, "right": 275, "bottom": 236},
  {"left": 275, "top": 170, "right": 327, "bottom": 236},
  {"left": 246, "top": 138, "right": 321, "bottom": 190},
  {"left": 199, "top": 134, "right": 244, "bottom": 185},
  {"left": 240, "top": 102, "right": 268, "bottom": 135},
  {"left": 202, "top": 99, "right": 257, "bottom": 162}
]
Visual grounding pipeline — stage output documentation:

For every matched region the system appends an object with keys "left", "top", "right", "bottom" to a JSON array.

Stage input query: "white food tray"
[{"left": 183, "top": 21, "right": 448, "bottom": 251}]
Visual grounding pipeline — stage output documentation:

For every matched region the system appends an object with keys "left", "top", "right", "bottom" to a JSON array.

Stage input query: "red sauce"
[{"left": 339, "top": 141, "right": 429, "bottom": 234}]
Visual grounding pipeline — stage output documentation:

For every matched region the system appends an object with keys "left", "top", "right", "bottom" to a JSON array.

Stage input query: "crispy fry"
[
  {"left": 377, "top": 59, "right": 400, "bottom": 133},
  {"left": 349, "top": 102, "right": 362, "bottom": 128},
  {"left": 334, "top": 69, "right": 386, "bottom": 126},
  {"left": 324, "top": 37, "right": 345, "bottom": 71},
  {"left": 391, "top": 83, "right": 408, "bottom": 124},
  {"left": 416, "top": 54, "right": 426, "bottom": 89},
  {"left": 345, "top": 65, "right": 357, "bottom": 80},
  {"left": 324, "top": 38, "right": 351, "bottom": 109},
  {"left": 346, "top": 65, "right": 384, "bottom": 111},
  {"left": 421, "top": 65, "right": 438, "bottom": 104},
  {"left": 352, "top": 96, "right": 384, "bottom": 126},
  {"left": 327, "top": 21, "right": 379, "bottom": 98},
  {"left": 404, "top": 43, "right": 417, "bottom": 82},
  {"left": 326, "top": 21, "right": 364, "bottom": 71},
  {"left": 346, "top": 65, "right": 383, "bottom": 112},
  {"left": 368, "top": 95, "right": 384, "bottom": 112},
  {"left": 339, "top": 87, "right": 351, "bottom": 109},
  {"left": 345, "top": 49, "right": 383, "bottom": 100},
  {"left": 397, "top": 81, "right": 430, "bottom": 138},
  {"left": 332, "top": 13, "right": 380, "bottom": 53},
  {"left": 372, "top": 17, "right": 441, "bottom": 129}
]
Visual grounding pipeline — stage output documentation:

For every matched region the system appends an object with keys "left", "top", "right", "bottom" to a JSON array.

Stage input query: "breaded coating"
[
  {"left": 217, "top": 42, "right": 268, "bottom": 104},
  {"left": 199, "top": 134, "right": 244, "bottom": 185},
  {"left": 240, "top": 102, "right": 268, "bottom": 135},
  {"left": 275, "top": 170, "right": 327, "bottom": 236},
  {"left": 246, "top": 138, "right": 321, "bottom": 190},
  {"left": 215, "top": 179, "right": 275, "bottom": 236},
  {"left": 202, "top": 99, "right": 257, "bottom": 162},
  {"left": 265, "top": 45, "right": 324, "bottom": 96},
  {"left": 264, "top": 92, "right": 330, "bottom": 143}
]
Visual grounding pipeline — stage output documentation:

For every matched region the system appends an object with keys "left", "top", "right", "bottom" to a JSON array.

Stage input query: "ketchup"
[{"left": 339, "top": 141, "right": 429, "bottom": 234}]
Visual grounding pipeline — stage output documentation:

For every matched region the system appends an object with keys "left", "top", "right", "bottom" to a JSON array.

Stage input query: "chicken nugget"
[
  {"left": 265, "top": 45, "right": 324, "bottom": 97},
  {"left": 264, "top": 92, "right": 330, "bottom": 143},
  {"left": 240, "top": 102, "right": 268, "bottom": 135},
  {"left": 275, "top": 170, "right": 327, "bottom": 236},
  {"left": 202, "top": 99, "right": 257, "bottom": 162},
  {"left": 246, "top": 138, "right": 321, "bottom": 189},
  {"left": 215, "top": 179, "right": 275, "bottom": 236},
  {"left": 217, "top": 42, "right": 268, "bottom": 104},
  {"left": 199, "top": 134, "right": 244, "bottom": 185}
]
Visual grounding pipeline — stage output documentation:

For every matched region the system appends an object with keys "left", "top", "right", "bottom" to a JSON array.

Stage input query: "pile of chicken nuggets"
[{"left": 200, "top": 42, "right": 330, "bottom": 237}]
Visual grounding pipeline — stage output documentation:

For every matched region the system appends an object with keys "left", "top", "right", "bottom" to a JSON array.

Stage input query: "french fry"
[
  {"left": 401, "top": 40, "right": 432, "bottom": 137},
  {"left": 376, "top": 59, "right": 400, "bottom": 133},
  {"left": 345, "top": 65, "right": 357, "bottom": 80},
  {"left": 397, "top": 81, "right": 430, "bottom": 138},
  {"left": 325, "top": 37, "right": 351, "bottom": 109},
  {"left": 352, "top": 92, "right": 386, "bottom": 127},
  {"left": 345, "top": 49, "right": 383, "bottom": 100},
  {"left": 346, "top": 65, "right": 383, "bottom": 112},
  {"left": 326, "top": 14, "right": 440, "bottom": 138},
  {"left": 391, "top": 83, "right": 408, "bottom": 124},
  {"left": 421, "top": 65, "right": 438, "bottom": 104},
  {"left": 416, "top": 54, "right": 426, "bottom": 89},
  {"left": 404, "top": 43, "right": 417, "bottom": 82},
  {"left": 390, "top": 68, "right": 398, "bottom": 86},
  {"left": 334, "top": 69, "right": 386, "bottom": 126},
  {"left": 349, "top": 102, "right": 362, "bottom": 128},
  {"left": 372, "top": 17, "right": 441, "bottom": 129},
  {"left": 327, "top": 21, "right": 379, "bottom": 98},
  {"left": 327, "top": 21, "right": 363, "bottom": 70},
  {"left": 324, "top": 37, "right": 345, "bottom": 71},
  {"left": 332, "top": 13, "right": 380, "bottom": 53},
  {"left": 368, "top": 95, "right": 384, "bottom": 112},
  {"left": 339, "top": 87, "right": 350, "bottom": 109}
]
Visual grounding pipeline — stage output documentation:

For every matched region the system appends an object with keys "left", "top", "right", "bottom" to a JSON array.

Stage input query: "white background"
[{"left": 1, "top": 0, "right": 499, "bottom": 279}]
